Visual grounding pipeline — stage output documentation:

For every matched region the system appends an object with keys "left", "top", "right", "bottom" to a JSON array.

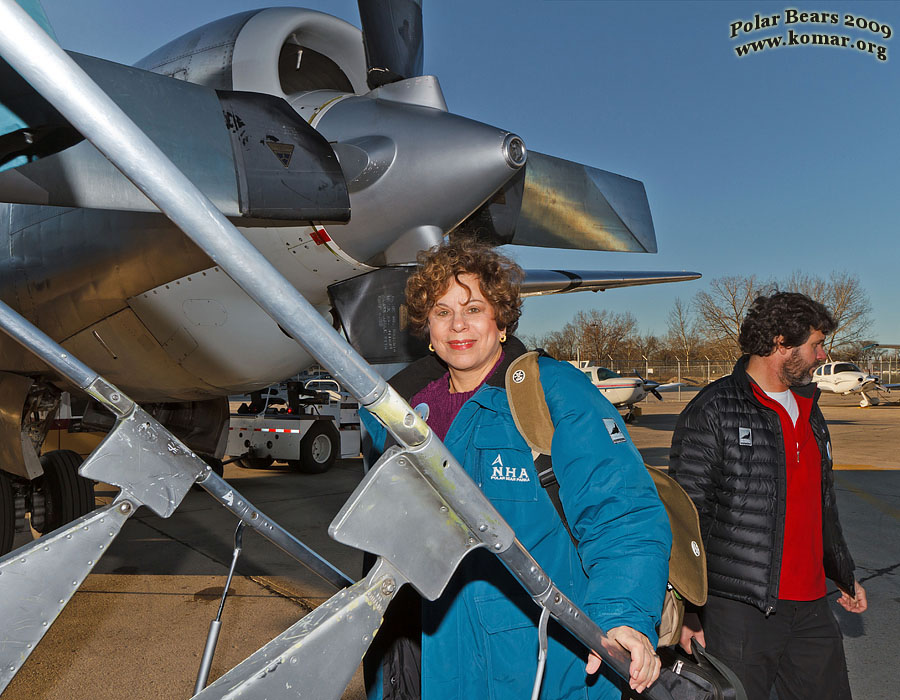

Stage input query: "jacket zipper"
[{"left": 764, "top": 404, "right": 786, "bottom": 616}]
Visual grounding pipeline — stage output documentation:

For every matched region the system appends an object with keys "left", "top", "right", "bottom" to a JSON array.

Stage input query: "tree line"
[{"left": 526, "top": 271, "right": 883, "bottom": 374}]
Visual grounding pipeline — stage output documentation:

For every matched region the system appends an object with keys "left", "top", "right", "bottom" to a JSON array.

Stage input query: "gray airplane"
[{"left": 0, "top": 0, "right": 699, "bottom": 555}]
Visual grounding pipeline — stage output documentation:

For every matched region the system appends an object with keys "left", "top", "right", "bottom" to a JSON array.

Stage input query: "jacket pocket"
[
  {"left": 474, "top": 593, "right": 540, "bottom": 700},
  {"left": 474, "top": 423, "right": 538, "bottom": 502}
]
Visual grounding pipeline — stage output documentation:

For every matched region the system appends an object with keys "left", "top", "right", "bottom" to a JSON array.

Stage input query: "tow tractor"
[{"left": 226, "top": 379, "right": 360, "bottom": 473}]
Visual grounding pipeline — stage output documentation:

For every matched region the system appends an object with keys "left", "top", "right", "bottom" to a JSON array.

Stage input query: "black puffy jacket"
[{"left": 669, "top": 356, "right": 856, "bottom": 615}]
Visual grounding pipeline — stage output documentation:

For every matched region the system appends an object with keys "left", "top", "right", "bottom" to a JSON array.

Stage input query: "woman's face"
[{"left": 428, "top": 273, "right": 505, "bottom": 383}]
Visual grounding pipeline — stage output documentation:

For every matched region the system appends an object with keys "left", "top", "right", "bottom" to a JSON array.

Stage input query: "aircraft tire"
[
  {"left": 236, "top": 456, "right": 274, "bottom": 470},
  {"left": 35, "top": 450, "right": 95, "bottom": 534},
  {"left": 290, "top": 421, "right": 338, "bottom": 474},
  {"left": 0, "top": 471, "right": 14, "bottom": 555}
]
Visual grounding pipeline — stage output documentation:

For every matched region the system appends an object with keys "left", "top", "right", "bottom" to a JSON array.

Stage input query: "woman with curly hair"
[{"left": 361, "top": 237, "right": 670, "bottom": 700}]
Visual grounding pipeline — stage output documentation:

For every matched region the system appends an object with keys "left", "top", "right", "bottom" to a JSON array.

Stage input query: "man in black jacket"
[{"left": 669, "top": 292, "right": 867, "bottom": 700}]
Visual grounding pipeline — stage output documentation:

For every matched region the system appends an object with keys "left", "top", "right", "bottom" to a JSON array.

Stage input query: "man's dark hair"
[{"left": 738, "top": 292, "right": 836, "bottom": 356}]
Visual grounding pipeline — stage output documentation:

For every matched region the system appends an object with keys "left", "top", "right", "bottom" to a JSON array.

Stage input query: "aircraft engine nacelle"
[
  {"left": 135, "top": 8, "right": 369, "bottom": 102},
  {"left": 135, "top": 8, "right": 528, "bottom": 266},
  {"left": 1, "top": 8, "right": 358, "bottom": 222}
]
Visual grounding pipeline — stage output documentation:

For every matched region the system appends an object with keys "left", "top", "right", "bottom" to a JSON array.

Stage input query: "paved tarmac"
[{"left": 4, "top": 388, "right": 899, "bottom": 699}]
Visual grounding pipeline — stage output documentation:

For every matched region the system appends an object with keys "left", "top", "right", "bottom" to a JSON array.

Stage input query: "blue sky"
[{"left": 38, "top": 0, "right": 900, "bottom": 344}]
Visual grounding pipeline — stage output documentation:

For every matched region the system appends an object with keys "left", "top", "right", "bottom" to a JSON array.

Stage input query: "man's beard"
[{"left": 780, "top": 347, "right": 818, "bottom": 387}]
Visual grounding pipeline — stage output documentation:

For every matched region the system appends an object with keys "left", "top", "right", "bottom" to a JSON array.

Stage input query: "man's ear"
[{"left": 773, "top": 335, "right": 789, "bottom": 355}]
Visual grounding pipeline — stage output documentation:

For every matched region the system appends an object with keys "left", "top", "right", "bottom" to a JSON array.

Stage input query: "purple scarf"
[{"left": 410, "top": 351, "right": 504, "bottom": 441}]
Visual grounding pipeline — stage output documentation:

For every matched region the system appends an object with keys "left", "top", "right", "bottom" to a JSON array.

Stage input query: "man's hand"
[
  {"left": 678, "top": 611, "right": 705, "bottom": 653},
  {"left": 586, "top": 626, "right": 660, "bottom": 694},
  {"left": 837, "top": 580, "right": 867, "bottom": 613}
]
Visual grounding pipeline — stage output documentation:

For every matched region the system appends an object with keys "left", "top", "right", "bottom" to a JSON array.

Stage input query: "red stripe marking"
[{"left": 311, "top": 228, "right": 332, "bottom": 245}]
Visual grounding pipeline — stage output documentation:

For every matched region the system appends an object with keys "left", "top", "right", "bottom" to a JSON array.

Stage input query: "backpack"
[{"left": 505, "top": 352, "right": 708, "bottom": 647}]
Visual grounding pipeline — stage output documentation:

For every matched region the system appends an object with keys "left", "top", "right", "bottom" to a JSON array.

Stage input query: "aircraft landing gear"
[
  {"left": 30, "top": 449, "right": 95, "bottom": 536},
  {"left": 622, "top": 405, "right": 642, "bottom": 424},
  {"left": 859, "top": 392, "right": 880, "bottom": 408},
  {"left": 0, "top": 451, "right": 95, "bottom": 556}
]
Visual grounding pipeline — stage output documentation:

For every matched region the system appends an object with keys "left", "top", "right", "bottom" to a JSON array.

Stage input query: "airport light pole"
[{"left": 675, "top": 356, "right": 682, "bottom": 400}]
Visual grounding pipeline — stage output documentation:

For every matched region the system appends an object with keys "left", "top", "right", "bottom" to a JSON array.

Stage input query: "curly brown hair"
[
  {"left": 405, "top": 237, "right": 524, "bottom": 337},
  {"left": 738, "top": 292, "right": 835, "bottom": 356}
]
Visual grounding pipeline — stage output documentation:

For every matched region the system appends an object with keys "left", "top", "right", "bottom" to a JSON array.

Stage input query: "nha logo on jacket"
[{"left": 489, "top": 454, "right": 531, "bottom": 482}]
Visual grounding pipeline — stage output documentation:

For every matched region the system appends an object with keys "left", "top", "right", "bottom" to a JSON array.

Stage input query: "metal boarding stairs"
[{"left": 0, "top": 3, "right": 673, "bottom": 698}]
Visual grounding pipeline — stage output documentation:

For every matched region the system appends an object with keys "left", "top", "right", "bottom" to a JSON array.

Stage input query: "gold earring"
[
  {"left": 429, "top": 343, "right": 435, "bottom": 352},
  {"left": 499, "top": 333, "right": 507, "bottom": 343}
]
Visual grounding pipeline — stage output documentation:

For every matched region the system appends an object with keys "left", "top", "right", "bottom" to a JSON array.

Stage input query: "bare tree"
[
  {"left": 632, "top": 332, "right": 662, "bottom": 361},
  {"left": 783, "top": 271, "right": 872, "bottom": 355},
  {"left": 621, "top": 332, "right": 662, "bottom": 374},
  {"left": 538, "top": 325, "right": 578, "bottom": 361},
  {"left": 691, "top": 271, "right": 872, "bottom": 359},
  {"left": 692, "top": 275, "right": 764, "bottom": 355},
  {"left": 826, "top": 272, "right": 873, "bottom": 352},
  {"left": 518, "top": 334, "right": 543, "bottom": 351},
  {"left": 665, "top": 297, "right": 701, "bottom": 369},
  {"left": 535, "top": 308, "right": 637, "bottom": 364},
  {"left": 574, "top": 309, "right": 637, "bottom": 365}
]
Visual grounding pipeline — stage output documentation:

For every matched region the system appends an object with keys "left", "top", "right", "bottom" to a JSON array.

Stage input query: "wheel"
[
  {"left": 289, "top": 421, "right": 338, "bottom": 474},
  {"left": 34, "top": 449, "right": 95, "bottom": 535},
  {"left": 235, "top": 456, "right": 274, "bottom": 470},
  {"left": 0, "top": 471, "right": 14, "bottom": 556}
]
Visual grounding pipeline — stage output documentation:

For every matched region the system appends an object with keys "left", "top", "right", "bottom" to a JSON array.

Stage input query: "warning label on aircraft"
[
  {"left": 266, "top": 141, "right": 295, "bottom": 168},
  {"left": 311, "top": 228, "right": 332, "bottom": 245}
]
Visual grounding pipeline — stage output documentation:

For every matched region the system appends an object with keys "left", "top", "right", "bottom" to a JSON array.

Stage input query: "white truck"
[{"left": 225, "top": 379, "right": 360, "bottom": 473}]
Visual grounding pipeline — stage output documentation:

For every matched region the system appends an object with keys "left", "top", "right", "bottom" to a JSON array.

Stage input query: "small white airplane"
[
  {"left": 812, "top": 361, "right": 890, "bottom": 407},
  {"left": 570, "top": 361, "right": 666, "bottom": 422}
]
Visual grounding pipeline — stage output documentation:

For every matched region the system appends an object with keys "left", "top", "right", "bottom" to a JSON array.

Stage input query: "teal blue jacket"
[{"left": 361, "top": 340, "right": 671, "bottom": 700}]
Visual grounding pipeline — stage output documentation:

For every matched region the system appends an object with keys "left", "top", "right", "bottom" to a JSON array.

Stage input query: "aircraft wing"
[{"left": 520, "top": 269, "right": 701, "bottom": 297}]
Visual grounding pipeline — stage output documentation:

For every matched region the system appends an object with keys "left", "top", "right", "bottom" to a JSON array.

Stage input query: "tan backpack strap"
[
  {"left": 505, "top": 351, "right": 554, "bottom": 455},
  {"left": 646, "top": 466, "right": 708, "bottom": 607},
  {"left": 506, "top": 351, "right": 708, "bottom": 644}
]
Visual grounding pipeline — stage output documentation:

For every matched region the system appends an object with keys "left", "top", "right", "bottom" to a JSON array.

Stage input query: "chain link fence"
[{"left": 593, "top": 359, "right": 737, "bottom": 386}]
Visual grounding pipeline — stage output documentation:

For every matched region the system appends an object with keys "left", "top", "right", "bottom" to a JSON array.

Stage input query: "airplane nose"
[{"left": 302, "top": 88, "right": 526, "bottom": 264}]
